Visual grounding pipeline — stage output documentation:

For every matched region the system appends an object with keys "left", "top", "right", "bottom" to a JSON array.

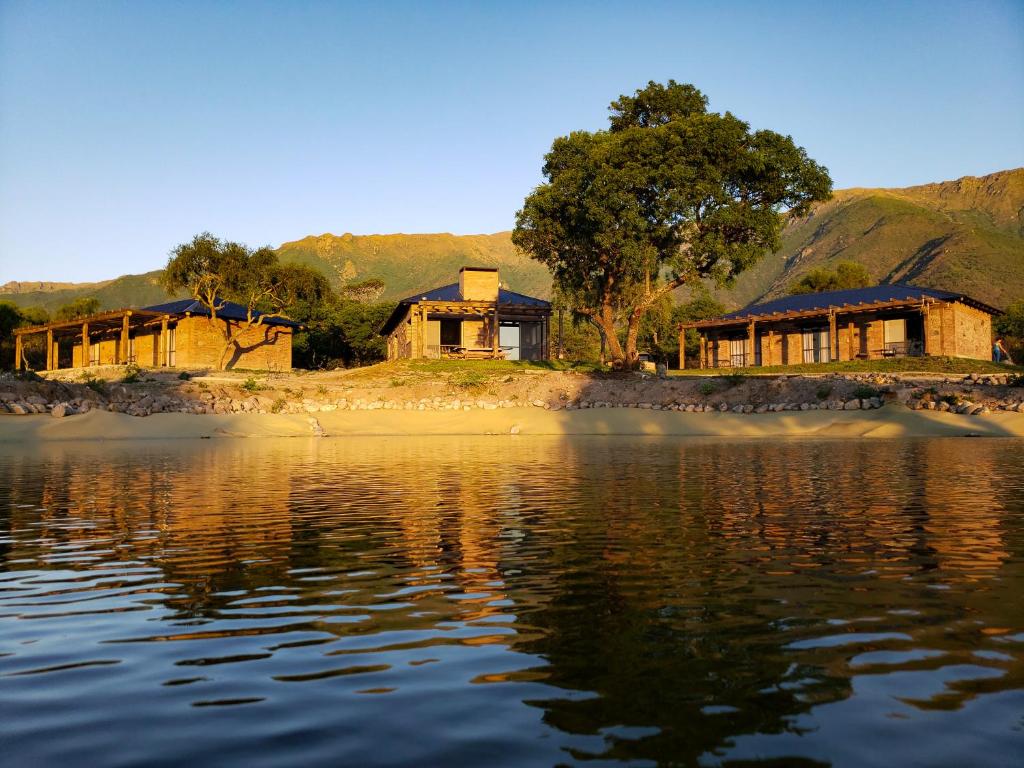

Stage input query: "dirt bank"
[{"left": 2, "top": 404, "right": 1023, "bottom": 442}]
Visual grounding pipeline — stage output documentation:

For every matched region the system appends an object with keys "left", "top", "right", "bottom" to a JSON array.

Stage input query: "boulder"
[
  {"left": 50, "top": 402, "right": 72, "bottom": 418},
  {"left": 843, "top": 400, "right": 861, "bottom": 410}
]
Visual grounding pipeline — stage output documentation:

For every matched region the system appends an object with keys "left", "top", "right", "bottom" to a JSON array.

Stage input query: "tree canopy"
[
  {"left": 55, "top": 297, "right": 101, "bottom": 322},
  {"left": 513, "top": 80, "right": 832, "bottom": 366},
  {"left": 789, "top": 261, "right": 872, "bottom": 295},
  {"left": 161, "top": 233, "right": 333, "bottom": 369}
]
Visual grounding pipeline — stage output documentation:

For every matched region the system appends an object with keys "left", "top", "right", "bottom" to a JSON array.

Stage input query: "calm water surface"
[{"left": 1, "top": 437, "right": 1023, "bottom": 767}]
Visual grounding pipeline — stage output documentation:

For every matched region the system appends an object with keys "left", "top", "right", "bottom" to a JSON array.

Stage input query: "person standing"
[{"left": 993, "top": 337, "right": 1012, "bottom": 364}]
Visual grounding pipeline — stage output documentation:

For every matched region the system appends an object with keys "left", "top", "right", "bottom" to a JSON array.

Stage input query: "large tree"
[
  {"left": 513, "top": 81, "right": 832, "bottom": 367},
  {"left": 161, "top": 233, "right": 332, "bottom": 369}
]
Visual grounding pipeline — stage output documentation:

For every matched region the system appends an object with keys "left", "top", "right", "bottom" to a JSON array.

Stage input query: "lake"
[{"left": 1, "top": 437, "right": 1022, "bottom": 767}]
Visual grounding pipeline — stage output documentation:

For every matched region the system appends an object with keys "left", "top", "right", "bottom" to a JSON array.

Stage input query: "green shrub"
[
  {"left": 122, "top": 363, "right": 142, "bottom": 383},
  {"left": 241, "top": 377, "right": 266, "bottom": 393},
  {"left": 270, "top": 397, "right": 286, "bottom": 413},
  {"left": 699, "top": 381, "right": 715, "bottom": 396},
  {"left": 177, "top": 371, "right": 191, "bottom": 380},
  {"left": 79, "top": 370, "right": 106, "bottom": 394},
  {"left": 852, "top": 384, "right": 879, "bottom": 400},
  {"left": 816, "top": 384, "right": 833, "bottom": 400}
]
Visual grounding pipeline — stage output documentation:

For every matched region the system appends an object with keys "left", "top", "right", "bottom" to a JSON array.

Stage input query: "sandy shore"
[{"left": 2, "top": 404, "right": 1023, "bottom": 441}]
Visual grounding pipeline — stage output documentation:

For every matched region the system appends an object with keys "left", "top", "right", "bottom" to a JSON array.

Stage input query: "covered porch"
[
  {"left": 680, "top": 298, "right": 938, "bottom": 369},
  {"left": 13, "top": 308, "right": 176, "bottom": 372},
  {"left": 413, "top": 301, "right": 551, "bottom": 361}
]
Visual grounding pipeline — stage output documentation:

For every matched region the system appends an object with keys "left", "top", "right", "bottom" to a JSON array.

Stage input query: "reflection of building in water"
[
  {"left": 1, "top": 444, "right": 297, "bottom": 608},
  {"left": 669, "top": 440, "right": 1012, "bottom": 583}
]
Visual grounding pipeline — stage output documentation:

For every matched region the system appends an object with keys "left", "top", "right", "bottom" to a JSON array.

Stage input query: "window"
[{"left": 802, "top": 328, "right": 831, "bottom": 363}]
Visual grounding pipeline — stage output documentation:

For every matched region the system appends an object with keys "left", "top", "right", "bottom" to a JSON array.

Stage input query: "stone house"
[
  {"left": 13, "top": 298, "right": 299, "bottom": 372},
  {"left": 679, "top": 284, "right": 999, "bottom": 368},
  {"left": 380, "top": 267, "right": 552, "bottom": 361}
]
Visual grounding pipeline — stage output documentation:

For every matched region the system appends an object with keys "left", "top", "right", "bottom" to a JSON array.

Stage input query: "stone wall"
[
  {"left": 953, "top": 303, "right": 992, "bottom": 360},
  {"left": 177, "top": 316, "right": 292, "bottom": 371}
]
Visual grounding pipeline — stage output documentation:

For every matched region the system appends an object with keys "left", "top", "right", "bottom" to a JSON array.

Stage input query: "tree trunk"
[
  {"left": 624, "top": 315, "right": 642, "bottom": 368},
  {"left": 596, "top": 302, "right": 625, "bottom": 365}
]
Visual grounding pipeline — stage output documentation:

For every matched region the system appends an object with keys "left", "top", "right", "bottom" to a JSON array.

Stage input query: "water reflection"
[{"left": 1, "top": 437, "right": 1022, "bottom": 767}]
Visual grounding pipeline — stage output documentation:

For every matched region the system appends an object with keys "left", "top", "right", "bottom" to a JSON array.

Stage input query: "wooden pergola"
[
  {"left": 13, "top": 308, "right": 173, "bottom": 372},
  {"left": 411, "top": 299, "right": 551, "bottom": 359},
  {"left": 677, "top": 295, "right": 954, "bottom": 369}
]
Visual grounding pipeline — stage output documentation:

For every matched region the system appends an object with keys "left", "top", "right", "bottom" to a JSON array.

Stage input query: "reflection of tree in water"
[
  {"left": 501, "top": 439, "right": 1024, "bottom": 765},
  {"left": 1, "top": 437, "right": 1022, "bottom": 764}
]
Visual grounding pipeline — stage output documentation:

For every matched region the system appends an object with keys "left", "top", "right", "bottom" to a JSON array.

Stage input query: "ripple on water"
[{"left": 0, "top": 436, "right": 1022, "bottom": 767}]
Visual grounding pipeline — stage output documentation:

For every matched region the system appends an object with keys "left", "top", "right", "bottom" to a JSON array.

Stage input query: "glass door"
[{"left": 802, "top": 328, "right": 831, "bottom": 363}]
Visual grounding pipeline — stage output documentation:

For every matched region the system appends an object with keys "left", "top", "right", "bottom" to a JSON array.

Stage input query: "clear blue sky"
[{"left": 1, "top": 0, "right": 1022, "bottom": 282}]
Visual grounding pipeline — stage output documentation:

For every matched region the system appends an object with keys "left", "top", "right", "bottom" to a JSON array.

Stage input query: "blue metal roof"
[
  {"left": 395, "top": 282, "right": 550, "bottom": 308},
  {"left": 142, "top": 298, "right": 302, "bottom": 328},
  {"left": 719, "top": 284, "right": 998, "bottom": 323},
  {"left": 381, "top": 281, "right": 551, "bottom": 335}
]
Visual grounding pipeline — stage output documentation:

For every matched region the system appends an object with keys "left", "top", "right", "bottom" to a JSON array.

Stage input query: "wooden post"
[
  {"left": 492, "top": 305, "right": 499, "bottom": 358},
  {"left": 828, "top": 311, "right": 837, "bottom": 363},
  {"left": 418, "top": 305, "right": 426, "bottom": 359},
  {"left": 767, "top": 329, "right": 775, "bottom": 366},
  {"left": 119, "top": 312, "right": 131, "bottom": 364},
  {"left": 747, "top": 321, "right": 756, "bottom": 367},
  {"left": 160, "top": 317, "right": 169, "bottom": 366},
  {"left": 921, "top": 302, "right": 930, "bottom": 356},
  {"left": 82, "top": 323, "right": 89, "bottom": 367},
  {"left": 699, "top": 334, "right": 707, "bottom": 369},
  {"left": 46, "top": 329, "right": 54, "bottom": 371},
  {"left": 14, "top": 333, "right": 23, "bottom": 372},
  {"left": 679, "top": 326, "right": 686, "bottom": 370},
  {"left": 847, "top": 321, "right": 855, "bottom": 360}
]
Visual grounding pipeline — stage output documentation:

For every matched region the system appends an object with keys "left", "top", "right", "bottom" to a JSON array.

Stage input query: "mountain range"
[{"left": 2, "top": 168, "right": 1022, "bottom": 315}]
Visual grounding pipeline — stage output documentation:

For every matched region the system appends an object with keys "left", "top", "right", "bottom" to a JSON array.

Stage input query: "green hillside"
[
  {"left": 274, "top": 231, "right": 552, "bottom": 300},
  {"left": 2, "top": 168, "right": 1021, "bottom": 315},
  {"left": 713, "top": 168, "right": 1024, "bottom": 310}
]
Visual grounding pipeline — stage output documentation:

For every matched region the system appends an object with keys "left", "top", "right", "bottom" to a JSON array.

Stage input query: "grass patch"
[{"left": 241, "top": 377, "right": 267, "bottom": 393}]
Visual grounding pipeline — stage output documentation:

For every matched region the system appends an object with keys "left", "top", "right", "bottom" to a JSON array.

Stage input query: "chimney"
[{"left": 459, "top": 267, "right": 499, "bottom": 302}]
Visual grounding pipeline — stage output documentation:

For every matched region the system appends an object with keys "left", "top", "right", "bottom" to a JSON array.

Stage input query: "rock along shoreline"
[{"left": 1, "top": 366, "right": 1022, "bottom": 440}]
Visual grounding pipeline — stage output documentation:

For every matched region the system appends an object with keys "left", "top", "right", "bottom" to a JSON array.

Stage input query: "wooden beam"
[
  {"left": 847, "top": 320, "right": 855, "bottom": 360},
  {"left": 747, "top": 321, "right": 756, "bottom": 367},
  {"left": 46, "top": 329, "right": 54, "bottom": 371},
  {"left": 82, "top": 322, "right": 89, "bottom": 367},
  {"left": 679, "top": 325, "right": 686, "bottom": 369}
]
